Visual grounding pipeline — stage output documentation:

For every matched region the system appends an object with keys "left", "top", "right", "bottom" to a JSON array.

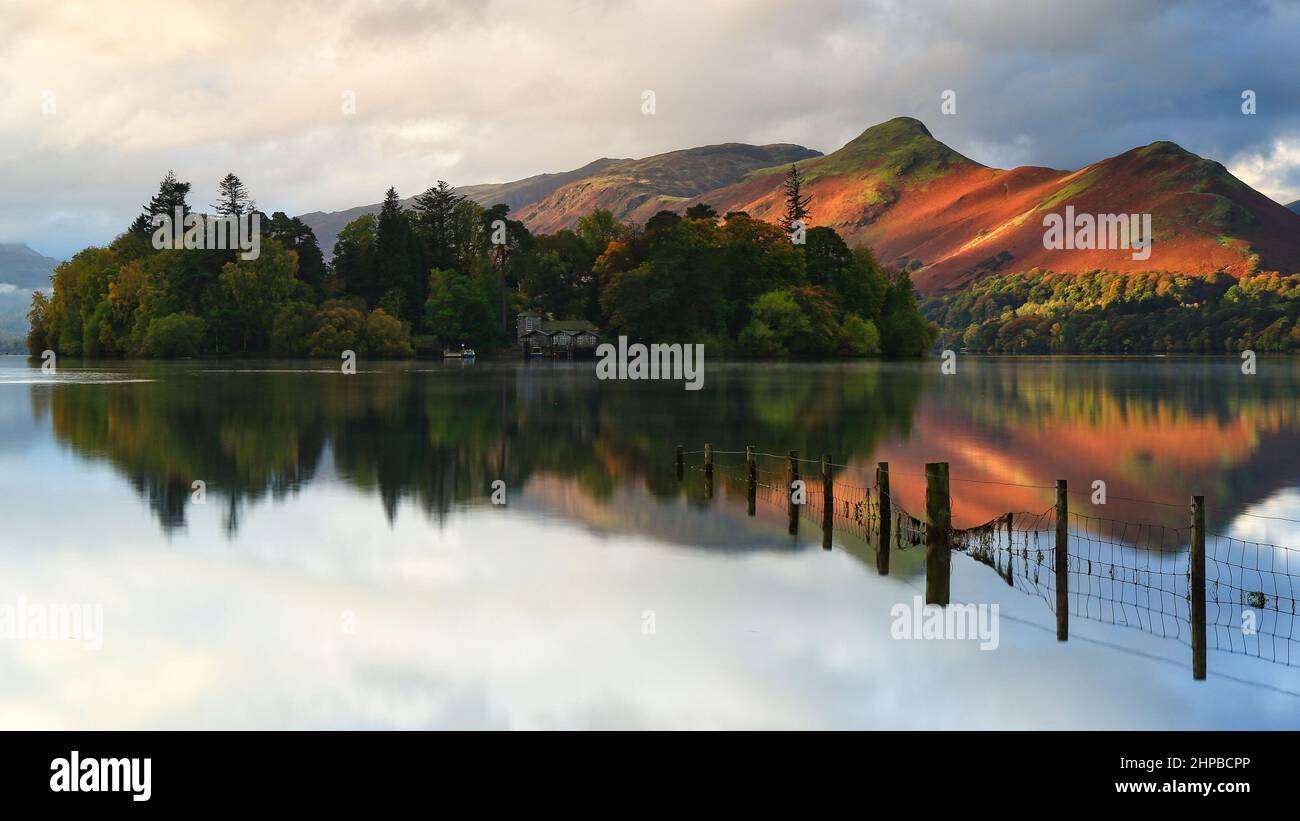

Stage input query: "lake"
[{"left": 0, "top": 354, "right": 1296, "bottom": 729}]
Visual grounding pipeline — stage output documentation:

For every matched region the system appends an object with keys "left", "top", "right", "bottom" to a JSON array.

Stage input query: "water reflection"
[
  {"left": 21, "top": 356, "right": 1300, "bottom": 545},
  {"left": 4, "top": 355, "right": 1300, "bottom": 728}
]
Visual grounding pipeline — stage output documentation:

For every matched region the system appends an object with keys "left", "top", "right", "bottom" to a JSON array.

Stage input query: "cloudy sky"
[{"left": 1, "top": 0, "right": 1298, "bottom": 259}]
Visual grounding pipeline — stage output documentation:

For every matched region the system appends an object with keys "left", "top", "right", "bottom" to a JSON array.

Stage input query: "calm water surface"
[{"left": 0, "top": 354, "right": 1297, "bottom": 728}]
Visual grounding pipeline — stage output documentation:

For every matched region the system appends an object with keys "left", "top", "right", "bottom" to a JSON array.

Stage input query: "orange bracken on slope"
[{"left": 669, "top": 117, "right": 1300, "bottom": 293}]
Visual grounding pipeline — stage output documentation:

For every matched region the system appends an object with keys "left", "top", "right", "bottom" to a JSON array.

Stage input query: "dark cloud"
[{"left": 2, "top": 0, "right": 1297, "bottom": 258}]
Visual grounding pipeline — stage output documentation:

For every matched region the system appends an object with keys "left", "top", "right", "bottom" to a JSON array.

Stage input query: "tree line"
[
  {"left": 924, "top": 268, "right": 1300, "bottom": 353},
  {"left": 28, "top": 166, "right": 936, "bottom": 359}
]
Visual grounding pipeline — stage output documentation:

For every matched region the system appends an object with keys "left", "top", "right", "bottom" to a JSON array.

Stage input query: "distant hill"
[
  {"left": 1288, "top": 199, "right": 1300, "bottom": 214},
  {"left": 0, "top": 244, "right": 56, "bottom": 337},
  {"left": 0, "top": 243, "right": 57, "bottom": 290},
  {"left": 512, "top": 142, "right": 821, "bottom": 233},
  {"left": 298, "top": 145, "right": 819, "bottom": 256},
  {"left": 298, "top": 158, "right": 626, "bottom": 258}
]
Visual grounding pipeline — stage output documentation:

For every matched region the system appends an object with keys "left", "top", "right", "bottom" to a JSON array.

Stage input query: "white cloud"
[
  {"left": 0, "top": 0, "right": 1297, "bottom": 257},
  {"left": 1229, "top": 140, "right": 1300, "bottom": 205}
]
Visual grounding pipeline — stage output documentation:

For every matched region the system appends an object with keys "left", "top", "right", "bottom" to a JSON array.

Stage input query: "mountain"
[
  {"left": 298, "top": 158, "right": 625, "bottom": 257},
  {"left": 0, "top": 244, "right": 57, "bottom": 338},
  {"left": 456, "top": 158, "right": 624, "bottom": 213},
  {"left": 0, "top": 243, "right": 57, "bottom": 290},
  {"left": 298, "top": 144, "right": 819, "bottom": 256},
  {"left": 1288, "top": 199, "right": 1300, "bottom": 214},
  {"left": 682, "top": 117, "right": 1300, "bottom": 291},
  {"left": 296, "top": 117, "right": 1300, "bottom": 292},
  {"left": 511, "top": 142, "right": 821, "bottom": 233}
]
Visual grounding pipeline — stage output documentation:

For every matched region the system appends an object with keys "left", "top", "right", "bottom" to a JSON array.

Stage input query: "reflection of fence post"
[
  {"left": 876, "top": 462, "right": 891, "bottom": 576},
  {"left": 1191, "top": 495, "right": 1207, "bottom": 681},
  {"left": 925, "top": 462, "right": 950, "bottom": 606},
  {"left": 703, "top": 443, "right": 713, "bottom": 500},
  {"left": 675, "top": 445, "right": 684, "bottom": 481},
  {"left": 787, "top": 451, "right": 800, "bottom": 535},
  {"left": 1002, "top": 512, "right": 1014, "bottom": 585},
  {"left": 821, "top": 454, "right": 833, "bottom": 551},
  {"left": 1056, "top": 479, "right": 1068, "bottom": 641},
  {"left": 746, "top": 446, "right": 756, "bottom": 516}
]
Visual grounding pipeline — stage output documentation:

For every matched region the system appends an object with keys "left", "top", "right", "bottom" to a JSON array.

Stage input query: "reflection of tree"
[
  {"left": 37, "top": 362, "right": 928, "bottom": 535},
  {"left": 40, "top": 372, "right": 327, "bottom": 534},
  {"left": 951, "top": 361, "right": 1300, "bottom": 433},
  {"left": 595, "top": 363, "right": 930, "bottom": 502}
]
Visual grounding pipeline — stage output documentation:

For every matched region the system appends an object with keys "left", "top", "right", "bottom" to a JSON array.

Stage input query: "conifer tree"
[
  {"left": 778, "top": 164, "right": 811, "bottom": 233},
  {"left": 213, "top": 172, "right": 255, "bottom": 216}
]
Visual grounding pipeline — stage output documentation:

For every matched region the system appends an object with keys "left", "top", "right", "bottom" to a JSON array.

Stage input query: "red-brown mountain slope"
[{"left": 680, "top": 117, "right": 1300, "bottom": 292}]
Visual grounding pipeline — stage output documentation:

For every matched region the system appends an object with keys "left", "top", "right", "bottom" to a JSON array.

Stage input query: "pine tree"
[
  {"left": 212, "top": 172, "right": 254, "bottom": 216},
  {"left": 132, "top": 170, "right": 191, "bottom": 233},
  {"left": 412, "top": 180, "right": 463, "bottom": 269},
  {"left": 778, "top": 164, "right": 811, "bottom": 233},
  {"left": 375, "top": 187, "right": 423, "bottom": 318}
]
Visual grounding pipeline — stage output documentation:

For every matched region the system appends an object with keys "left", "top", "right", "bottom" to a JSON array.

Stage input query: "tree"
[
  {"left": 879, "top": 271, "right": 937, "bottom": 356},
  {"left": 803, "top": 226, "right": 852, "bottom": 288},
  {"left": 307, "top": 299, "right": 368, "bottom": 357},
  {"left": 217, "top": 239, "right": 299, "bottom": 353},
  {"left": 212, "top": 173, "right": 255, "bottom": 216},
  {"left": 684, "top": 203, "right": 718, "bottom": 221},
  {"left": 133, "top": 170, "right": 191, "bottom": 234},
  {"left": 269, "top": 301, "right": 318, "bottom": 357},
  {"left": 778, "top": 164, "right": 811, "bottom": 233},
  {"left": 412, "top": 181, "right": 463, "bottom": 270},
  {"left": 267, "top": 212, "right": 326, "bottom": 294},
  {"left": 365, "top": 309, "right": 415, "bottom": 357},
  {"left": 747, "top": 289, "right": 811, "bottom": 351},
  {"left": 576, "top": 208, "right": 624, "bottom": 256},
  {"left": 26, "top": 290, "right": 50, "bottom": 354},
  {"left": 839, "top": 315, "right": 881, "bottom": 354},
  {"left": 332, "top": 213, "right": 379, "bottom": 303},
  {"left": 424, "top": 268, "right": 495, "bottom": 349},
  {"left": 143, "top": 313, "right": 207, "bottom": 357},
  {"left": 367, "top": 188, "right": 424, "bottom": 323}
]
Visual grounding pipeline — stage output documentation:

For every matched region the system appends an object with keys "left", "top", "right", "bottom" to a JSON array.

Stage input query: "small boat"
[
  {"left": 463, "top": 348, "right": 476, "bottom": 358},
  {"left": 442, "top": 349, "right": 462, "bottom": 359}
]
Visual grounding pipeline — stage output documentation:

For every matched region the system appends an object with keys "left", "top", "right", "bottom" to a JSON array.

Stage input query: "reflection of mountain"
[
  {"left": 37, "top": 362, "right": 923, "bottom": 536},
  {"left": 872, "top": 359, "right": 1300, "bottom": 532}
]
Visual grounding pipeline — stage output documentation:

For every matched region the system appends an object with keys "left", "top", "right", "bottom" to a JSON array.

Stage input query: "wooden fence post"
[
  {"left": 876, "top": 462, "right": 891, "bottom": 575},
  {"left": 925, "top": 462, "right": 950, "bottom": 606},
  {"left": 703, "top": 443, "right": 713, "bottom": 500},
  {"left": 746, "top": 446, "right": 756, "bottom": 516},
  {"left": 675, "top": 445, "right": 684, "bottom": 481},
  {"left": 821, "top": 454, "right": 833, "bottom": 551},
  {"left": 1191, "top": 495, "right": 1207, "bottom": 681},
  {"left": 787, "top": 451, "right": 800, "bottom": 535},
  {"left": 1056, "top": 479, "right": 1068, "bottom": 641}
]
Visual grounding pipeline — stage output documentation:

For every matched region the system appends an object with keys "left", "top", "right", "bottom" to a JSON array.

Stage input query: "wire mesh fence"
[{"left": 680, "top": 448, "right": 1299, "bottom": 671}]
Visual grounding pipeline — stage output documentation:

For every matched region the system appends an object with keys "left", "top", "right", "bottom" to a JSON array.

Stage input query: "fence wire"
[{"left": 681, "top": 451, "right": 1300, "bottom": 669}]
